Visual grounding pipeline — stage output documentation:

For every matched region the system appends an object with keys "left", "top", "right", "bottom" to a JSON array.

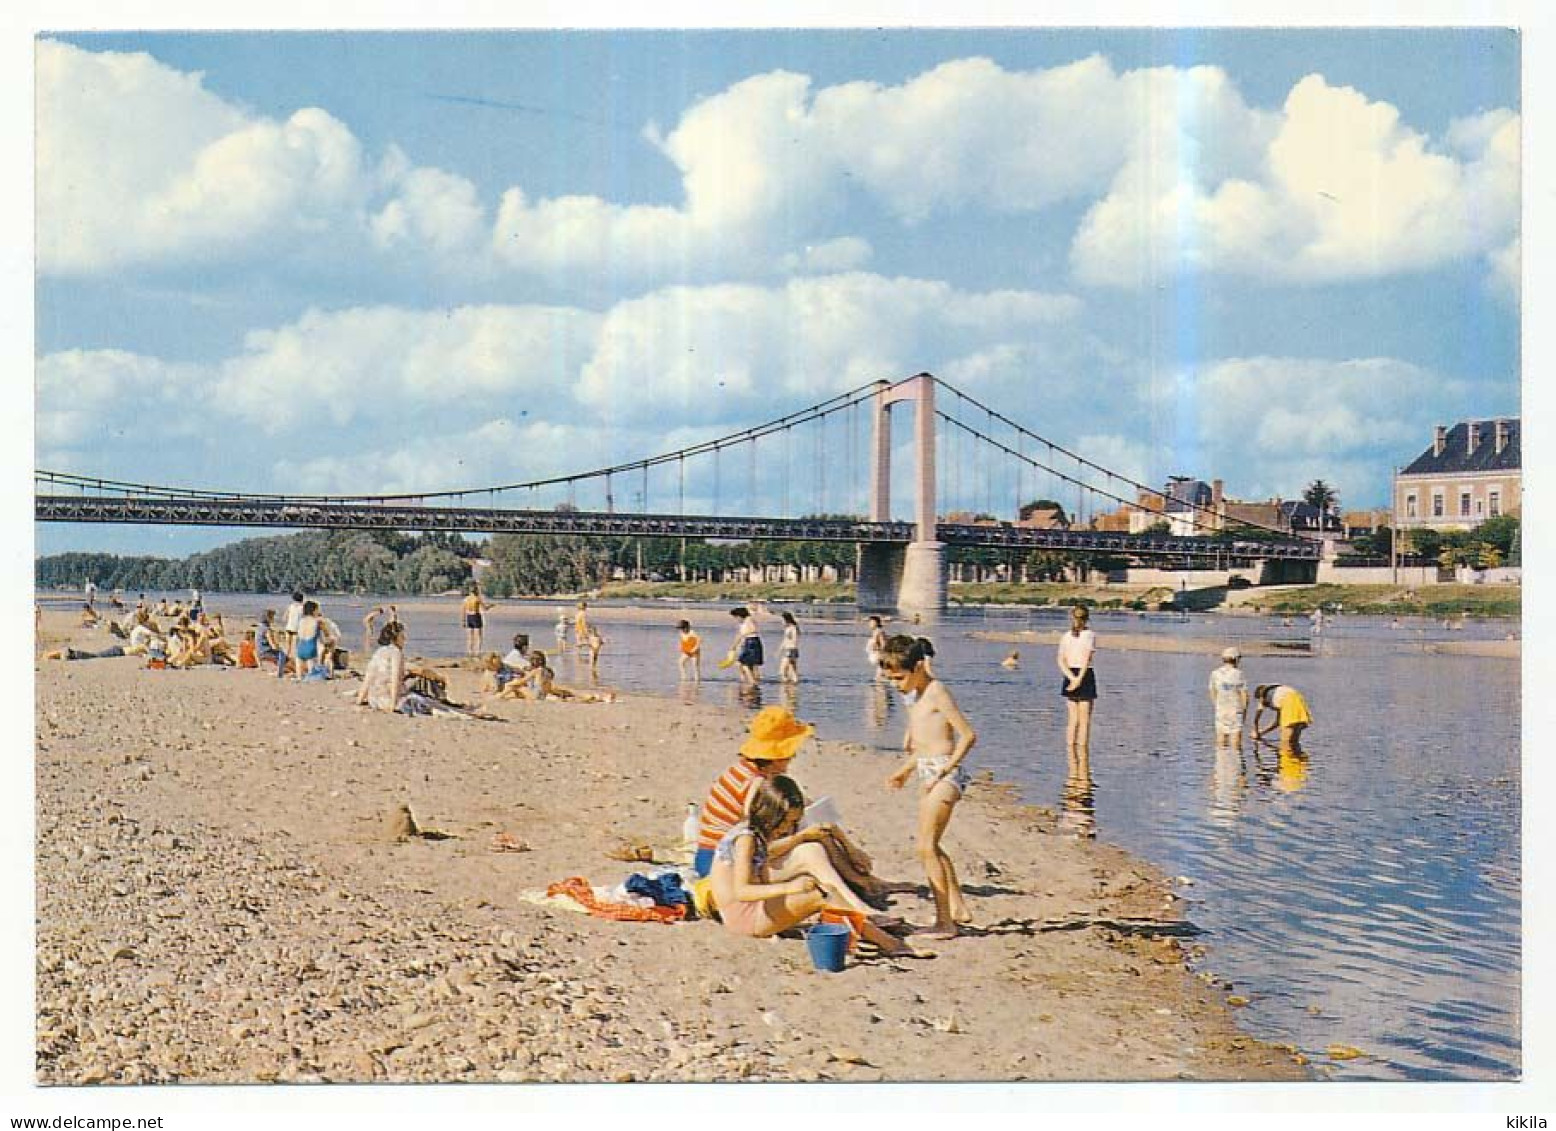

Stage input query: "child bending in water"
[
  {"left": 881, "top": 634, "right": 976, "bottom": 937},
  {"left": 710, "top": 775, "right": 913, "bottom": 956}
]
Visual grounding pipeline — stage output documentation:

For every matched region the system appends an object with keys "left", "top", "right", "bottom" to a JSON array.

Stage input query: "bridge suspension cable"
[
  {"left": 35, "top": 377, "right": 889, "bottom": 509},
  {"left": 933, "top": 408, "right": 1307, "bottom": 544},
  {"left": 929, "top": 376, "right": 1315, "bottom": 544}
]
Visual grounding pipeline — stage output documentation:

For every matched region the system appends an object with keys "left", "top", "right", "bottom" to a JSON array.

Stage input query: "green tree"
[{"left": 1303, "top": 479, "right": 1339, "bottom": 513}]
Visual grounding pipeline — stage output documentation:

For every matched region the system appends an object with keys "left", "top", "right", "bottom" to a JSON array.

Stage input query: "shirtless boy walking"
[{"left": 881, "top": 634, "right": 977, "bottom": 937}]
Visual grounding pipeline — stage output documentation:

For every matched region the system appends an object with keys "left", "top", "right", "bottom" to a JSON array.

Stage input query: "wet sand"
[{"left": 35, "top": 610, "right": 1304, "bottom": 1084}]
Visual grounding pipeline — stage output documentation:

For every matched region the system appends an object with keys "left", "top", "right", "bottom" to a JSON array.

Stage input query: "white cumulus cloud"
[{"left": 1072, "top": 76, "right": 1520, "bottom": 287}]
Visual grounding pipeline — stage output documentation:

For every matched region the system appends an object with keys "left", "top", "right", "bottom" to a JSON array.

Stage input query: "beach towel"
[{"left": 545, "top": 877, "right": 686, "bottom": 924}]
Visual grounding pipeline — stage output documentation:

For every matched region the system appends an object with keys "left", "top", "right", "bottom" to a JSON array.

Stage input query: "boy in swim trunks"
[
  {"left": 881, "top": 634, "right": 977, "bottom": 937},
  {"left": 1208, "top": 647, "right": 1249, "bottom": 748},
  {"left": 1253, "top": 683, "right": 1312, "bottom": 753}
]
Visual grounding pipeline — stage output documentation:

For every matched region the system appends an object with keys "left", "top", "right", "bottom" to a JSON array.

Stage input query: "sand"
[{"left": 34, "top": 609, "right": 1304, "bottom": 1085}]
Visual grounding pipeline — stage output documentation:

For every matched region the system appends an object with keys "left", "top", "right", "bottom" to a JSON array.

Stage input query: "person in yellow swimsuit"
[
  {"left": 1252, "top": 683, "right": 1312, "bottom": 753},
  {"left": 677, "top": 619, "right": 702, "bottom": 682}
]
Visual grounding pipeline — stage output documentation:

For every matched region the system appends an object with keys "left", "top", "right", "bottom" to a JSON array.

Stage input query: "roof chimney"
[
  {"left": 1434, "top": 425, "right": 1447, "bottom": 457},
  {"left": 1496, "top": 419, "right": 1510, "bottom": 455},
  {"left": 1468, "top": 422, "right": 1482, "bottom": 454}
]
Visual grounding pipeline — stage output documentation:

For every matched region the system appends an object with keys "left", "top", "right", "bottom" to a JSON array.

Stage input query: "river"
[{"left": 176, "top": 592, "right": 1523, "bottom": 1080}]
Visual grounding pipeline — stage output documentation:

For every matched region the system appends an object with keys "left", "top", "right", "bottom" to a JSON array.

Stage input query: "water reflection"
[
  {"left": 1057, "top": 750, "right": 1096, "bottom": 839},
  {"left": 1209, "top": 746, "right": 1246, "bottom": 826},
  {"left": 866, "top": 679, "right": 893, "bottom": 731},
  {"left": 735, "top": 682, "right": 764, "bottom": 710}
]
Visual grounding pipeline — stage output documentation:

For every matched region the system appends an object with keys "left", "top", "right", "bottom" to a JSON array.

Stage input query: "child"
[
  {"left": 709, "top": 775, "right": 912, "bottom": 955},
  {"left": 1253, "top": 683, "right": 1313, "bottom": 753},
  {"left": 778, "top": 612, "right": 800, "bottom": 684},
  {"left": 585, "top": 627, "right": 605, "bottom": 677},
  {"left": 881, "top": 634, "right": 976, "bottom": 937},
  {"left": 865, "top": 615, "right": 886, "bottom": 673},
  {"left": 1001, "top": 650, "right": 1021, "bottom": 670},
  {"left": 1208, "top": 647, "right": 1249, "bottom": 748},
  {"left": 518, "top": 651, "right": 615, "bottom": 703},
  {"left": 479, "top": 652, "right": 517, "bottom": 696},
  {"left": 237, "top": 629, "right": 259, "bottom": 669},
  {"left": 554, "top": 608, "right": 569, "bottom": 654},
  {"left": 677, "top": 620, "right": 702, "bottom": 683}
]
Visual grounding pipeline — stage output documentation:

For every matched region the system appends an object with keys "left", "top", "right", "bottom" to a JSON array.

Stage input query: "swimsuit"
[
  {"left": 465, "top": 613, "right": 483, "bottom": 629},
  {"left": 915, "top": 753, "right": 971, "bottom": 794},
  {"left": 711, "top": 825, "right": 781, "bottom": 936},
  {"left": 296, "top": 633, "right": 319, "bottom": 661}
]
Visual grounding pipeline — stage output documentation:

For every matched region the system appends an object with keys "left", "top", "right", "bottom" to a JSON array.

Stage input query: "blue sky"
[{"left": 34, "top": 28, "right": 1521, "bottom": 556}]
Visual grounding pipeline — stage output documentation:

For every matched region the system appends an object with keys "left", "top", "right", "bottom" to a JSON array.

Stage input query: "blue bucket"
[{"left": 804, "top": 922, "right": 850, "bottom": 973}]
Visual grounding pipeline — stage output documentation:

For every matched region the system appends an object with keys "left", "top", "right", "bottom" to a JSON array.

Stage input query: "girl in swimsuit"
[
  {"left": 881, "top": 634, "right": 976, "bottom": 937},
  {"left": 294, "top": 600, "right": 322, "bottom": 681},
  {"left": 710, "top": 775, "right": 912, "bottom": 955},
  {"left": 865, "top": 615, "right": 886, "bottom": 674},
  {"left": 778, "top": 612, "right": 800, "bottom": 684}
]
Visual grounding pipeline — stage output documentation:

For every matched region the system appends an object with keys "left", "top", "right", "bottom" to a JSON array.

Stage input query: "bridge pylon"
[{"left": 857, "top": 373, "right": 946, "bottom": 614}]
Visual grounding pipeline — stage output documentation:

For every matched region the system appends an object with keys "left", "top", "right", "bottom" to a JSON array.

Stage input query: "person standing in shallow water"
[
  {"left": 728, "top": 606, "right": 763, "bottom": 685},
  {"left": 462, "top": 585, "right": 493, "bottom": 657},
  {"left": 1057, "top": 604, "right": 1097, "bottom": 757}
]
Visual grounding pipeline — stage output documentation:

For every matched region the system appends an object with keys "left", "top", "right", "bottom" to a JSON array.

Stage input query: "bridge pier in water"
[{"left": 859, "top": 372, "right": 947, "bottom": 614}]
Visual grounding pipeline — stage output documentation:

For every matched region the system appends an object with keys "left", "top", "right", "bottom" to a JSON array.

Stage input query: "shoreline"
[{"left": 35, "top": 610, "right": 1305, "bottom": 1083}]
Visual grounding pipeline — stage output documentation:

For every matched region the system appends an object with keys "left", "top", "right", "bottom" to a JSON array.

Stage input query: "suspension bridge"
[{"left": 36, "top": 373, "right": 1320, "bottom": 610}]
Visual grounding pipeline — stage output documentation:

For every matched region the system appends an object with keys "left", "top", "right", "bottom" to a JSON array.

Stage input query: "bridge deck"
[{"left": 34, "top": 495, "right": 1321, "bottom": 561}]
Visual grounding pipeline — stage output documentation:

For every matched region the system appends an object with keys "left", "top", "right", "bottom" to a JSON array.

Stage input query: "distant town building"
[
  {"left": 1343, "top": 508, "right": 1392, "bottom": 538},
  {"left": 1394, "top": 418, "right": 1520, "bottom": 540},
  {"left": 943, "top": 510, "right": 1001, "bottom": 527},
  {"left": 1015, "top": 502, "right": 1071, "bottom": 530}
]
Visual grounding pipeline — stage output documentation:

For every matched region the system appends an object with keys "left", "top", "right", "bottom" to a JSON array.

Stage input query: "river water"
[{"left": 182, "top": 592, "right": 1520, "bottom": 1080}]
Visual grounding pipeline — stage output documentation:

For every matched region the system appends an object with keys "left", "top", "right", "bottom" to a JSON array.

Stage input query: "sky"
[{"left": 33, "top": 27, "right": 1522, "bottom": 556}]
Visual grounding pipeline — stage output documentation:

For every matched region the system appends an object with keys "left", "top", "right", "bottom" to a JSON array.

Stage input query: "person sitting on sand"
[
  {"left": 154, "top": 599, "right": 171, "bottom": 617},
  {"left": 255, "top": 611, "right": 282, "bottom": 666},
  {"left": 882, "top": 634, "right": 976, "bottom": 938},
  {"left": 1001, "top": 650, "right": 1021, "bottom": 670},
  {"left": 358, "top": 624, "right": 494, "bottom": 718},
  {"left": 511, "top": 650, "right": 616, "bottom": 703},
  {"left": 478, "top": 652, "right": 524, "bottom": 697},
  {"left": 237, "top": 629, "right": 259, "bottom": 669},
  {"left": 708, "top": 775, "right": 913, "bottom": 956},
  {"left": 503, "top": 633, "right": 531, "bottom": 671},
  {"left": 126, "top": 611, "right": 164, "bottom": 657},
  {"left": 693, "top": 707, "right": 888, "bottom": 912},
  {"left": 677, "top": 620, "right": 701, "bottom": 683},
  {"left": 1252, "top": 683, "right": 1312, "bottom": 753},
  {"left": 78, "top": 603, "right": 99, "bottom": 628}
]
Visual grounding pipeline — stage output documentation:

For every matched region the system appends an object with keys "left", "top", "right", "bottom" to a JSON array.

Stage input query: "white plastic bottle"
[{"left": 681, "top": 802, "right": 700, "bottom": 847}]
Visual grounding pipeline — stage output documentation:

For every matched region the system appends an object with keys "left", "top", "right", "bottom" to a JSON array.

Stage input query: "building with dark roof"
[{"left": 1394, "top": 418, "right": 1520, "bottom": 539}]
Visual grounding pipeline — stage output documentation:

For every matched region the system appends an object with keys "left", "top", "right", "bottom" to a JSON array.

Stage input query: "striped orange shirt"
[{"left": 697, "top": 760, "right": 761, "bottom": 850}]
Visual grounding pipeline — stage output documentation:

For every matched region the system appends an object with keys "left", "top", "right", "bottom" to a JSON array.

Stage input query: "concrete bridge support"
[{"left": 863, "top": 373, "right": 947, "bottom": 614}]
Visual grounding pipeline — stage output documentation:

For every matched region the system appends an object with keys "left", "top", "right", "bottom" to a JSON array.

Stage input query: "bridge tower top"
[{"left": 870, "top": 373, "right": 937, "bottom": 542}]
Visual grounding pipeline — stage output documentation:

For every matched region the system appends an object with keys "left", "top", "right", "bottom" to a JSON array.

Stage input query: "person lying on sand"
[
  {"left": 708, "top": 775, "right": 914, "bottom": 956},
  {"left": 41, "top": 645, "right": 127, "bottom": 662},
  {"left": 693, "top": 706, "right": 889, "bottom": 912}
]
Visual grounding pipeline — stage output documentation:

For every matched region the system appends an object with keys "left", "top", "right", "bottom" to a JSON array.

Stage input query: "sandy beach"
[{"left": 35, "top": 609, "right": 1305, "bottom": 1085}]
